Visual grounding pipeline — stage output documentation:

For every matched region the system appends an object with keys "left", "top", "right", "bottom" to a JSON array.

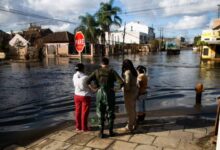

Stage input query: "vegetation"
[
  {"left": 76, "top": 0, "right": 122, "bottom": 46},
  {"left": 76, "top": 13, "right": 100, "bottom": 44},
  {"left": 149, "top": 39, "right": 159, "bottom": 51},
  {"left": 96, "top": 0, "right": 122, "bottom": 45}
]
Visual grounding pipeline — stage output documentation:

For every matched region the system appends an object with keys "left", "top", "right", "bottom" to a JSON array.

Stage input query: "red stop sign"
[{"left": 75, "top": 31, "right": 85, "bottom": 53}]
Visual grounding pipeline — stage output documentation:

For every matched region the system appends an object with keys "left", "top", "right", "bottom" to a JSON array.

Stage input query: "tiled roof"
[{"left": 43, "top": 31, "right": 74, "bottom": 43}]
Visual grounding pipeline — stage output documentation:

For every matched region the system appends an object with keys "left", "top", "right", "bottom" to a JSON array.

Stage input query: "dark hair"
[
  {"left": 122, "top": 59, "right": 137, "bottom": 78},
  {"left": 136, "top": 65, "right": 146, "bottom": 74},
  {"left": 101, "top": 57, "right": 109, "bottom": 65},
  {"left": 75, "top": 63, "right": 84, "bottom": 72}
]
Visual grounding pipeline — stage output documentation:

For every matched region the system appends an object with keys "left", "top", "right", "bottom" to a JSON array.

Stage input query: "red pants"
[{"left": 74, "top": 95, "right": 91, "bottom": 131}]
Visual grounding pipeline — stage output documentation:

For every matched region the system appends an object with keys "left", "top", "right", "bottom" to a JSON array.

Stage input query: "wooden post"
[
  {"left": 80, "top": 52, "right": 82, "bottom": 63},
  {"left": 215, "top": 97, "right": 220, "bottom": 136}
]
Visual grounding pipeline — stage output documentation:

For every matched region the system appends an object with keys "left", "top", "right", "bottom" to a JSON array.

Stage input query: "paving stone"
[
  {"left": 67, "top": 145, "right": 92, "bottom": 150},
  {"left": 193, "top": 132, "right": 207, "bottom": 139},
  {"left": 184, "top": 128, "right": 207, "bottom": 135},
  {"left": 67, "top": 133, "right": 95, "bottom": 145},
  {"left": 108, "top": 141, "right": 137, "bottom": 150},
  {"left": 28, "top": 138, "right": 54, "bottom": 150},
  {"left": 169, "top": 130, "right": 193, "bottom": 141},
  {"left": 153, "top": 137, "right": 180, "bottom": 149},
  {"left": 110, "top": 128, "right": 132, "bottom": 141},
  {"left": 65, "top": 126, "right": 75, "bottom": 131},
  {"left": 135, "top": 144, "right": 162, "bottom": 150},
  {"left": 206, "top": 126, "right": 214, "bottom": 135},
  {"left": 163, "top": 148, "right": 175, "bottom": 150},
  {"left": 67, "top": 145, "right": 84, "bottom": 150},
  {"left": 4, "top": 145, "right": 26, "bottom": 150},
  {"left": 148, "top": 127, "right": 169, "bottom": 137},
  {"left": 41, "top": 141, "right": 71, "bottom": 150},
  {"left": 86, "top": 138, "right": 114, "bottom": 149},
  {"left": 177, "top": 140, "right": 202, "bottom": 150},
  {"left": 129, "top": 134, "right": 155, "bottom": 145},
  {"left": 49, "top": 130, "right": 76, "bottom": 142}
]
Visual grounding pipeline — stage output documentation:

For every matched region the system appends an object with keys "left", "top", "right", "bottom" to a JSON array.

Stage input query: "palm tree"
[
  {"left": 96, "top": 0, "right": 122, "bottom": 47},
  {"left": 76, "top": 13, "right": 100, "bottom": 55},
  {"left": 76, "top": 13, "right": 100, "bottom": 44}
]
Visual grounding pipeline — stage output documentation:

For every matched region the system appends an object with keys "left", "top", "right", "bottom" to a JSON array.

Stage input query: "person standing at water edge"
[
  {"left": 73, "top": 63, "right": 91, "bottom": 131},
  {"left": 122, "top": 59, "right": 139, "bottom": 132},
  {"left": 136, "top": 65, "right": 148, "bottom": 123},
  {"left": 87, "top": 57, "right": 124, "bottom": 138}
]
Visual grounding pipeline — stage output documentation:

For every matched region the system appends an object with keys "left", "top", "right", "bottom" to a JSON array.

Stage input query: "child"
[{"left": 136, "top": 65, "right": 148, "bottom": 123}]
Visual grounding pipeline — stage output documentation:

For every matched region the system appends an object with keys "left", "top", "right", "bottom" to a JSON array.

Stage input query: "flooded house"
[
  {"left": 43, "top": 31, "right": 94, "bottom": 58},
  {"left": 9, "top": 34, "right": 29, "bottom": 59},
  {"left": 201, "top": 19, "right": 220, "bottom": 60},
  {"left": 43, "top": 31, "right": 75, "bottom": 57},
  {"left": 0, "top": 30, "right": 10, "bottom": 59},
  {"left": 8, "top": 24, "right": 53, "bottom": 60}
]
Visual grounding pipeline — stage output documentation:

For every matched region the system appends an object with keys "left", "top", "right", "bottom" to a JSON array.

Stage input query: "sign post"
[{"left": 75, "top": 31, "right": 85, "bottom": 63}]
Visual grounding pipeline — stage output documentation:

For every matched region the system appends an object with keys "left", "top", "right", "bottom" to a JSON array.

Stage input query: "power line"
[{"left": 0, "top": 6, "right": 77, "bottom": 25}]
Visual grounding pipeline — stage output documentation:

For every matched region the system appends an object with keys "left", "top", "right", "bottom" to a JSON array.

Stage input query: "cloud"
[
  {"left": 42, "top": 23, "right": 71, "bottom": 32},
  {"left": 159, "top": 0, "right": 220, "bottom": 16},
  {"left": 166, "top": 15, "right": 207, "bottom": 30},
  {"left": 0, "top": 0, "right": 105, "bottom": 32}
]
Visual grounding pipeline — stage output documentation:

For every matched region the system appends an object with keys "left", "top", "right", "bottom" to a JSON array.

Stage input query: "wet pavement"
[{"left": 3, "top": 115, "right": 216, "bottom": 150}]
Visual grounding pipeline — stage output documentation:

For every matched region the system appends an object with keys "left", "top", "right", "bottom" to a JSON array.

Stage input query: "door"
[{"left": 216, "top": 45, "right": 220, "bottom": 58}]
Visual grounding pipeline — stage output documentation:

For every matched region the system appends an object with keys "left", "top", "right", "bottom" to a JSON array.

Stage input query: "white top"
[{"left": 73, "top": 71, "right": 91, "bottom": 96}]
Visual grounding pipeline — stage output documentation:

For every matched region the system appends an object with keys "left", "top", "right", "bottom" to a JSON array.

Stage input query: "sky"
[{"left": 0, "top": 0, "right": 219, "bottom": 41}]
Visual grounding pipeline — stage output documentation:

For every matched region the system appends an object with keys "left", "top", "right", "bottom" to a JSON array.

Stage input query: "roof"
[
  {"left": 43, "top": 31, "right": 74, "bottom": 43},
  {"left": 9, "top": 34, "right": 29, "bottom": 47},
  {"left": 212, "top": 19, "right": 220, "bottom": 30},
  {"left": 23, "top": 28, "right": 53, "bottom": 44}
]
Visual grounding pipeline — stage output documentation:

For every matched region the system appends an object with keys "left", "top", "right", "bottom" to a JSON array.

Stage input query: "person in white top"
[{"left": 73, "top": 63, "right": 91, "bottom": 131}]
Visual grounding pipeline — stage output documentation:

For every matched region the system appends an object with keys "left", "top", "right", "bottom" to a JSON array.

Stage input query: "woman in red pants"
[{"left": 73, "top": 63, "right": 91, "bottom": 131}]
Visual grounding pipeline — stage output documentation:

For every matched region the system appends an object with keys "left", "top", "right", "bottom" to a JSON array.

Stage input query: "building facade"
[
  {"left": 9, "top": 34, "right": 29, "bottom": 59},
  {"left": 201, "top": 20, "right": 220, "bottom": 60},
  {"left": 107, "top": 22, "right": 155, "bottom": 45}
]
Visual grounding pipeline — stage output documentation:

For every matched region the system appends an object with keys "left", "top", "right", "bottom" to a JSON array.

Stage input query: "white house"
[
  {"left": 106, "top": 22, "right": 155, "bottom": 45},
  {"left": 9, "top": 34, "right": 29, "bottom": 59}
]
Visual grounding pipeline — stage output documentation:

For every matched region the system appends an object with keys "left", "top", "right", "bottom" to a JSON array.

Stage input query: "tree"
[
  {"left": 76, "top": 13, "right": 100, "bottom": 44},
  {"left": 96, "top": 0, "right": 122, "bottom": 46},
  {"left": 193, "top": 36, "right": 201, "bottom": 46}
]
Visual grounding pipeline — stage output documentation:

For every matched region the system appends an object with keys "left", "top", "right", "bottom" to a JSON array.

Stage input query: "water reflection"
[{"left": 0, "top": 50, "right": 220, "bottom": 132}]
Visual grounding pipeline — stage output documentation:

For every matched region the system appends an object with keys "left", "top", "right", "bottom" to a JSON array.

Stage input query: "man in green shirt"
[{"left": 87, "top": 57, "right": 123, "bottom": 138}]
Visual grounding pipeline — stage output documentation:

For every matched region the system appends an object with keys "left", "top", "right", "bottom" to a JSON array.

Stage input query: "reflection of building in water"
[
  {"left": 44, "top": 57, "right": 70, "bottom": 66},
  {"left": 200, "top": 19, "right": 220, "bottom": 60}
]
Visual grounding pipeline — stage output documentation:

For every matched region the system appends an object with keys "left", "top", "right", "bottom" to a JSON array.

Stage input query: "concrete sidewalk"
[{"left": 3, "top": 115, "right": 216, "bottom": 150}]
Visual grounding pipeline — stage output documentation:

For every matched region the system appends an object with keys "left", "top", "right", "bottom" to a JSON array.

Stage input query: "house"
[
  {"left": 43, "top": 31, "right": 75, "bottom": 57},
  {"left": 9, "top": 34, "right": 29, "bottom": 59},
  {"left": 0, "top": 30, "right": 10, "bottom": 54},
  {"left": 22, "top": 24, "right": 53, "bottom": 49},
  {"left": 201, "top": 27, "right": 220, "bottom": 60},
  {"left": 107, "top": 22, "right": 155, "bottom": 45}
]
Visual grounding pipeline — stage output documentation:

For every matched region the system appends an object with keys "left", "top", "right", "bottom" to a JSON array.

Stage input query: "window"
[
  {"left": 131, "top": 26, "right": 133, "bottom": 31},
  {"left": 203, "top": 48, "right": 209, "bottom": 56}
]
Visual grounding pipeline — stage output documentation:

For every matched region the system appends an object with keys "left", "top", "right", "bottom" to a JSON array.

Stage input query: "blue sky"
[{"left": 0, "top": 0, "right": 219, "bottom": 41}]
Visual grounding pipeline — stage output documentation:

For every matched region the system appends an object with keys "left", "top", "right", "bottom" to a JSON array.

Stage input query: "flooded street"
[{"left": 0, "top": 50, "right": 220, "bottom": 132}]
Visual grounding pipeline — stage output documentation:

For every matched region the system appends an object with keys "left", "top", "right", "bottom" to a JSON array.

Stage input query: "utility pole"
[
  {"left": 218, "top": 4, "right": 220, "bottom": 18},
  {"left": 122, "top": 22, "right": 126, "bottom": 61},
  {"left": 158, "top": 27, "right": 164, "bottom": 51}
]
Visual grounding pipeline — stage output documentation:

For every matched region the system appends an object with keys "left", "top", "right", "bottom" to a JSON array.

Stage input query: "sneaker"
[{"left": 75, "top": 128, "right": 81, "bottom": 132}]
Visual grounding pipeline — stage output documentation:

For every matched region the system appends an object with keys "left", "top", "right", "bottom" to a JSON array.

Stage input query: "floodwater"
[{"left": 0, "top": 50, "right": 220, "bottom": 133}]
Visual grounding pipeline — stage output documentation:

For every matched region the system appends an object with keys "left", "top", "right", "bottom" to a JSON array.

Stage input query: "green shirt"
[{"left": 87, "top": 67, "right": 123, "bottom": 91}]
